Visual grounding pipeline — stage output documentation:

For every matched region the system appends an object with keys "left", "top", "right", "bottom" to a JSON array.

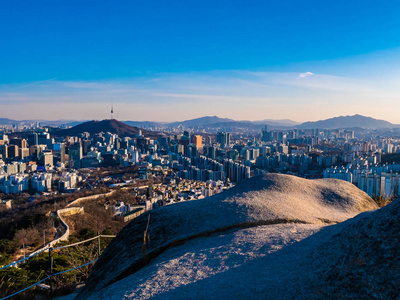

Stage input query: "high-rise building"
[
  {"left": 38, "top": 151, "right": 54, "bottom": 167},
  {"left": 28, "top": 132, "right": 38, "bottom": 147},
  {"left": 53, "top": 143, "right": 66, "bottom": 164},
  {"left": 82, "top": 140, "right": 92, "bottom": 155},
  {"left": 0, "top": 134, "right": 9, "bottom": 143},
  {"left": 69, "top": 142, "right": 82, "bottom": 169},
  {"left": 8, "top": 145, "right": 19, "bottom": 159},
  {"left": 182, "top": 131, "right": 190, "bottom": 140},
  {"left": 10, "top": 138, "right": 28, "bottom": 149},
  {"left": 261, "top": 125, "right": 269, "bottom": 141},
  {"left": 19, "top": 148, "right": 29, "bottom": 160},
  {"left": 158, "top": 136, "right": 169, "bottom": 149},
  {"left": 38, "top": 132, "right": 50, "bottom": 145},
  {"left": 217, "top": 132, "right": 230, "bottom": 148},
  {"left": 114, "top": 138, "right": 121, "bottom": 150},
  {"left": 251, "top": 148, "right": 260, "bottom": 160},
  {"left": 277, "top": 144, "right": 289, "bottom": 154},
  {"left": 191, "top": 135, "right": 202, "bottom": 148},
  {"left": 179, "top": 136, "right": 190, "bottom": 156},
  {"left": 1, "top": 145, "right": 8, "bottom": 159},
  {"left": 206, "top": 146, "right": 216, "bottom": 159},
  {"left": 29, "top": 145, "right": 43, "bottom": 159}
]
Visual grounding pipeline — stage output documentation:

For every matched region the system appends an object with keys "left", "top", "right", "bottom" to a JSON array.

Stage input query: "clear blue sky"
[{"left": 2, "top": 1, "right": 400, "bottom": 121}]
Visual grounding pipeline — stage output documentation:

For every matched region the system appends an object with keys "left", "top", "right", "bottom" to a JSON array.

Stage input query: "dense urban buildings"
[{"left": 1, "top": 118, "right": 400, "bottom": 204}]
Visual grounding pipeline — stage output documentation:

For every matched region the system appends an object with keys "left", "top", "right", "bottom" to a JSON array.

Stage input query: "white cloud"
[
  {"left": 299, "top": 72, "right": 314, "bottom": 78},
  {"left": 22, "top": 78, "right": 57, "bottom": 87}
]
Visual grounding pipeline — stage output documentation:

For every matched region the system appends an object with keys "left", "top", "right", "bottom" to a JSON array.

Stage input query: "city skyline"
[
  {"left": 2, "top": 1, "right": 400, "bottom": 122},
  {"left": 2, "top": 2, "right": 400, "bottom": 297}
]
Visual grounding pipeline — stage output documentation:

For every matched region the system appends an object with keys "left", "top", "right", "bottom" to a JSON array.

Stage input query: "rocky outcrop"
[
  {"left": 77, "top": 173, "right": 378, "bottom": 299},
  {"left": 306, "top": 198, "right": 400, "bottom": 299}
]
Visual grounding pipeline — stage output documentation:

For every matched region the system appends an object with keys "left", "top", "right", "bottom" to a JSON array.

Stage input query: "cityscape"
[
  {"left": 2, "top": 1, "right": 400, "bottom": 299},
  {"left": 2, "top": 113, "right": 400, "bottom": 202}
]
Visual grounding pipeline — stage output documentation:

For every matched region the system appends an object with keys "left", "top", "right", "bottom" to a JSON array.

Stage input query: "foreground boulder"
[
  {"left": 306, "top": 198, "right": 400, "bottom": 299},
  {"left": 77, "top": 174, "right": 378, "bottom": 299}
]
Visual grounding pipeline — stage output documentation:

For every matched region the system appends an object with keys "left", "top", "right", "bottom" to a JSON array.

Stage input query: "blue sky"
[{"left": 2, "top": 1, "right": 400, "bottom": 122}]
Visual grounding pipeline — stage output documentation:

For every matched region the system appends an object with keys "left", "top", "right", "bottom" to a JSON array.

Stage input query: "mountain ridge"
[
  {"left": 167, "top": 116, "right": 235, "bottom": 127},
  {"left": 50, "top": 119, "right": 159, "bottom": 138},
  {"left": 297, "top": 114, "right": 395, "bottom": 129}
]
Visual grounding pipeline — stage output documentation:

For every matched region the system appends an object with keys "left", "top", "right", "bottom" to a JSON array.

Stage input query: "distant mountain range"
[
  {"left": 251, "top": 119, "right": 300, "bottom": 126},
  {"left": 124, "top": 115, "right": 399, "bottom": 130},
  {"left": 124, "top": 116, "right": 238, "bottom": 128},
  {"left": 127, "top": 115, "right": 397, "bottom": 130},
  {"left": 123, "top": 116, "right": 301, "bottom": 129},
  {"left": 166, "top": 116, "right": 302, "bottom": 128},
  {"left": 167, "top": 116, "right": 235, "bottom": 127},
  {"left": 297, "top": 114, "right": 396, "bottom": 129},
  {"left": 2, "top": 114, "right": 399, "bottom": 131}
]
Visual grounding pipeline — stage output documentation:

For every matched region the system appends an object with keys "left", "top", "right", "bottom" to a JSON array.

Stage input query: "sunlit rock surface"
[{"left": 77, "top": 174, "right": 379, "bottom": 299}]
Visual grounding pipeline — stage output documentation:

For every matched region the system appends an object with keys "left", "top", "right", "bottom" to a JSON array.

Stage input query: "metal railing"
[{"left": 0, "top": 234, "right": 115, "bottom": 300}]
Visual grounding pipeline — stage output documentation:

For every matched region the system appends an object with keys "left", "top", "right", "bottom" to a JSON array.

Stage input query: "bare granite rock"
[
  {"left": 305, "top": 198, "right": 400, "bottom": 299},
  {"left": 77, "top": 173, "right": 378, "bottom": 299}
]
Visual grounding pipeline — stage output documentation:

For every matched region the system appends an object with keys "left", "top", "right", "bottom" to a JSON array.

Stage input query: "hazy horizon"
[{"left": 0, "top": 113, "right": 395, "bottom": 125}]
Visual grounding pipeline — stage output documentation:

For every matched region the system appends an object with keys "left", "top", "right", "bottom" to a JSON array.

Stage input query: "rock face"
[
  {"left": 77, "top": 174, "right": 378, "bottom": 299},
  {"left": 306, "top": 199, "right": 400, "bottom": 299}
]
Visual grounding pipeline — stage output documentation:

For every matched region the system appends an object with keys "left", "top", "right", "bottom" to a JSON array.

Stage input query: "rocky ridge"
[{"left": 76, "top": 173, "right": 379, "bottom": 299}]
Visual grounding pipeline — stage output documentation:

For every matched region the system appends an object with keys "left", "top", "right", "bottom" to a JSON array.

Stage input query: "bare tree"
[
  {"left": 14, "top": 227, "right": 40, "bottom": 246},
  {"left": 58, "top": 242, "right": 99, "bottom": 286}
]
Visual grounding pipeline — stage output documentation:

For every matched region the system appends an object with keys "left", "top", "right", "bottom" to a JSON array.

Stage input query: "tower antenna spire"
[{"left": 111, "top": 104, "right": 114, "bottom": 120}]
